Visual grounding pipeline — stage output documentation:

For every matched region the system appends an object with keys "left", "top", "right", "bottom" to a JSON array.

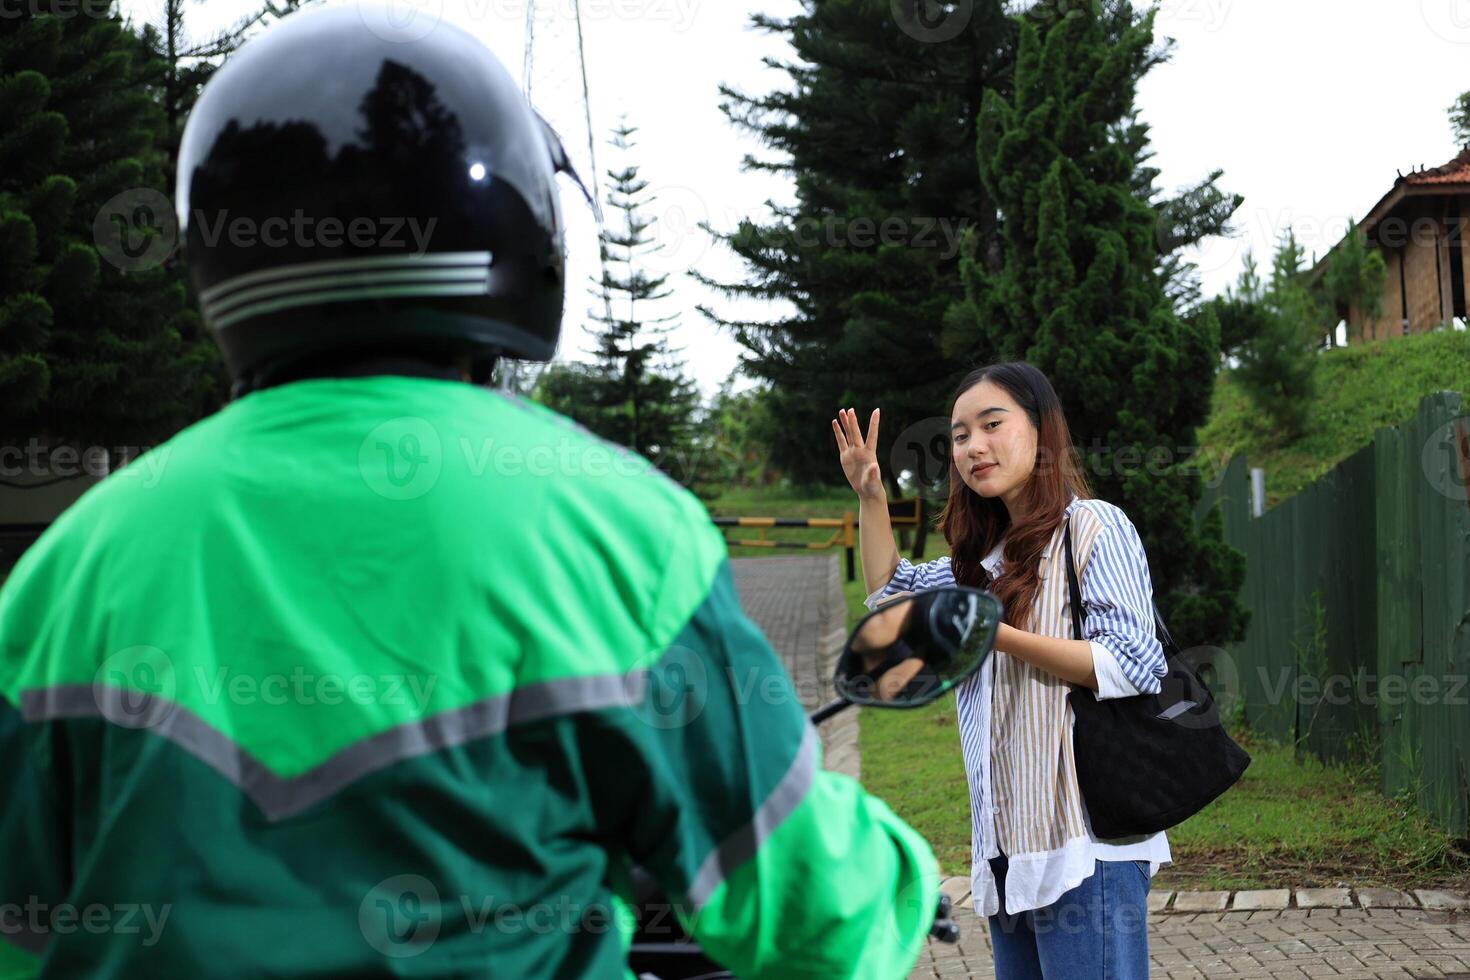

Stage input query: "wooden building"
[{"left": 1316, "top": 149, "right": 1470, "bottom": 342}]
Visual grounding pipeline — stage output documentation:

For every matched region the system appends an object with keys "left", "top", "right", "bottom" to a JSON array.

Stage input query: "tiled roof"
[
  {"left": 1309, "top": 150, "right": 1470, "bottom": 280},
  {"left": 1399, "top": 148, "right": 1470, "bottom": 186}
]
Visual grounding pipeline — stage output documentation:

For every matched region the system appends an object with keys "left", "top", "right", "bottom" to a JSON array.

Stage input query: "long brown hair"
[{"left": 937, "top": 362, "right": 1093, "bottom": 631}]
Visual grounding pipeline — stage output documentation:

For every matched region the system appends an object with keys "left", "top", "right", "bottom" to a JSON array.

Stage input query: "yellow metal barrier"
[{"left": 712, "top": 498, "right": 929, "bottom": 582}]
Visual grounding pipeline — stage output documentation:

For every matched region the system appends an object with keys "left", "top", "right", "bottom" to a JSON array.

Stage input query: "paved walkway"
[
  {"left": 730, "top": 554, "right": 858, "bottom": 780},
  {"left": 916, "top": 879, "right": 1470, "bottom": 979},
  {"left": 731, "top": 554, "right": 1470, "bottom": 979}
]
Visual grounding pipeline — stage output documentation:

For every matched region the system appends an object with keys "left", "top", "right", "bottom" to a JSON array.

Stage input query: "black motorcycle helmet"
[{"left": 175, "top": 4, "right": 589, "bottom": 396}]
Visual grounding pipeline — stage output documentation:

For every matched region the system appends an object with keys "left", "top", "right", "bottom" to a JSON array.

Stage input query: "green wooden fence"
[{"left": 1196, "top": 392, "right": 1470, "bottom": 835}]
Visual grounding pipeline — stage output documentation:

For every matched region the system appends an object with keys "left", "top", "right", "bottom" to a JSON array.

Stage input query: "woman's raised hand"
[{"left": 832, "top": 407, "right": 884, "bottom": 501}]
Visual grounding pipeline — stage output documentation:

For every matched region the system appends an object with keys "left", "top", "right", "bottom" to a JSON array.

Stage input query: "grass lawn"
[
  {"left": 1196, "top": 329, "right": 1470, "bottom": 509},
  {"left": 856, "top": 686, "right": 1470, "bottom": 889},
  {"left": 1155, "top": 728, "right": 1469, "bottom": 891}
]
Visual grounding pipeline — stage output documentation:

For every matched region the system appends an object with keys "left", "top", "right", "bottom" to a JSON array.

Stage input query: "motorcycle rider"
[{"left": 0, "top": 6, "right": 939, "bottom": 978}]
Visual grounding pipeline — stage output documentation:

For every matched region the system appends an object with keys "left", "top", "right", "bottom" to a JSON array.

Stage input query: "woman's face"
[{"left": 950, "top": 379, "right": 1037, "bottom": 506}]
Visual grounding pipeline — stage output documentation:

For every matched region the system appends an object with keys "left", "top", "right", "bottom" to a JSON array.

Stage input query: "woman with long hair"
[{"left": 832, "top": 361, "right": 1170, "bottom": 980}]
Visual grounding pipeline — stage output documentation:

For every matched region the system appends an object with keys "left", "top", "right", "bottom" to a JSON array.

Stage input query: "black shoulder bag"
[{"left": 1062, "top": 519, "right": 1251, "bottom": 839}]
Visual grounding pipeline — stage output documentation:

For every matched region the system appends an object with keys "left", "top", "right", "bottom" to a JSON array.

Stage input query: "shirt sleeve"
[
  {"left": 1089, "top": 641, "right": 1144, "bottom": 700},
  {"left": 863, "top": 556, "right": 955, "bottom": 612},
  {"left": 1078, "top": 516, "right": 1167, "bottom": 700}
]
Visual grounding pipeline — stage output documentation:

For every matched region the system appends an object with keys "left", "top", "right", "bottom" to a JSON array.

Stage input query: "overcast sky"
[{"left": 131, "top": 0, "right": 1470, "bottom": 398}]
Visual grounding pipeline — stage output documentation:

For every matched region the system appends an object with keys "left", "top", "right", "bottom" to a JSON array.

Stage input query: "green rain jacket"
[{"left": 0, "top": 375, "right": 937, "bottom": 979}]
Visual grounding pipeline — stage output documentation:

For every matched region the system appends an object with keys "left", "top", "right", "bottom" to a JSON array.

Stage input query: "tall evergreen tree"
[
  {"left": 534, "top": 120, "right": 709, "bottom": 496},
  {"left": 130, "top": 0, "right": 265, "bottom": 198},
  {"left": 1324, "top": 220, "right": 1387, "bottom": 342},
  {"left": 1208, "top": 253, "right": 1272, "bottom": 362},
  {"left": 1149, "top": 162, "right": 1243, "bottom": 317},
  {"left": 697, "top": 0, "right": 1015, "bottom": 492},
  {"left": 943, "top": 0, "right": 1247, "bottom": 647},
  {"left": 0, "top": 4, "right": 219, "bottom": 458},
  {"left": 1231, "top": 230, "right": 1323, "bottom": 441},
  {"left": 700, "top": 1, "right": 1237, "bottom": 494}
]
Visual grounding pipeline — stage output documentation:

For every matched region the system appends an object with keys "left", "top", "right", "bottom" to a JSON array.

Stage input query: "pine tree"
[
  {"left": 1232, "top": 230, "right": 1323, "bottom": 441},
  {"left": 1324, "top": 220, "right": 1387, "bottom": 340},
  {"left": 1149, "top": 160, "right": 1243, "bottom": 317},
  {"left": 130, "top": 0, "right": 265, "bottom": 198},
  {"left": 698, "top": 0, "right": 1016, "bottom": 492},
  {"left": 1209, "top": 253, "right": 1272, "bottom": 362},
  {"left": 944, "top": 0, "right": 1247, "bottom": 647},
  {"left": 0, "top": 4, "right": 220, "bottom": 458},
  {"left": 700, "top": 0, "right": 1236, "bottom": 494},
  {"left": 535, "top": 120, "right": 710, "bottom": 497}
]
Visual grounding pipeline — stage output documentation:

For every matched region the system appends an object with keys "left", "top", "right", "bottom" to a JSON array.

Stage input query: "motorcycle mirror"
[
  {"left": 530, "top": 107, "right": 602, "bottom": 225},
  {"left": 834, "top": 587, "right": 1001, "bottom": 709}
]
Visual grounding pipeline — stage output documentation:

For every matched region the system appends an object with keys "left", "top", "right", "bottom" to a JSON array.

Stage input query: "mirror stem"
[{"left": 809, "top": 698, "right": 851, "bottom": 725}]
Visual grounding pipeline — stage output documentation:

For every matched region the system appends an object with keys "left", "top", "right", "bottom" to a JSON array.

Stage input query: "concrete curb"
[
  {"left": 933, "top": 879, "right": 1470, "bottom": 916},
  {"left": 1150, "top": 886, "right": 1470, "bottom": 913}
]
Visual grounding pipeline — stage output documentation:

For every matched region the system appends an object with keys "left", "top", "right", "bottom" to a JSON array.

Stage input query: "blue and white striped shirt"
[{"left": 864, "top": 495, "right": 1172, "bottom": 915}]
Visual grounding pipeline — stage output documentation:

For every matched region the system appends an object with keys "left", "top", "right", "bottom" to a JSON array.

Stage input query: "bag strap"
[
  {"left": 1063, "top": 513, "right": 1178, "bottom": 655},
  {"left": 1062, "top": 518, "right": 1084, "bottom": 642}
]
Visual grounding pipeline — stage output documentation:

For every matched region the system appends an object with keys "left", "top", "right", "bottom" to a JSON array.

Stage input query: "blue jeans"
[{"left": 987, "top": 852, "right": 1151, "bottom": 980}]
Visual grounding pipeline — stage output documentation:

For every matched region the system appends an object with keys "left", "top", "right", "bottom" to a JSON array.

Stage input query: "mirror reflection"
[{"left": 836, "top": 587, "right": 1001, "bottom": 708}]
